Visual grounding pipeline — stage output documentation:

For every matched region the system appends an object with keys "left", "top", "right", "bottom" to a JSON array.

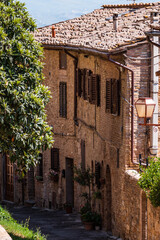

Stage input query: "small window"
[
  {"left": 37, "top": 153, "right": 43, "bottom": 177},
  {"left": 51, "top": 148, "right": 59, "bottom": 171},
  {"left": 59, "top": 51, "right": 67, "bottom": 69},
  {"left": 59, "top": 82, "right": 67, "bottom": 118}
]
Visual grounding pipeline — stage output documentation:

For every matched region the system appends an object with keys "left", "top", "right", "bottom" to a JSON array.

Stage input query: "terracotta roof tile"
[{"left": 34, "top": 2, "right": 160, "bottom": 52}]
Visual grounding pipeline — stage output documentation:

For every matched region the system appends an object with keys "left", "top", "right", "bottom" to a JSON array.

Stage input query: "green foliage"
[
  {"left": 0, "top": 206, "right": 46, "bottom": 239},
  {"left": 138, "top": 157, "right": 160, "bottom": 207},
  {"left": 74, "top": 166, "right": 94, "bottom": 186},
  {"left": 0, "top": 0, "right": 54, "bottom": 174},
  {"left": 81, "top": 211, "right": 95, "bottom": 223},
  {"left": 79, "top": 202, "right": 91, "bottom": 215}
]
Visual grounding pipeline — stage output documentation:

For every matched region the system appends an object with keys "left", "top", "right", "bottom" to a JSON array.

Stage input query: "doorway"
[
  {"left": 65, "top": 158, "right": 74, "bottom": 206},
  {"left": 28, "top": 166, "right": 35, "bottom": 201}
]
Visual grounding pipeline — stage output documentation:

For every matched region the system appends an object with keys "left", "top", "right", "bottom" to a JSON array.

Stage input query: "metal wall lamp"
[{"left": 135, "top": 97, "right": 159, "bottom": 126}]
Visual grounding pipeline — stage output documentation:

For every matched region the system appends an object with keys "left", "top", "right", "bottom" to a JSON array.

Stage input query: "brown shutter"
[
  {"left": 111, "top": 79, "right": 117, "bottom": 115},
  {"left": 38, "top": 153, "right": 43, "bottom": 177},
  {"left": 106, "top": 79, "right": 112, "bottom": 113},
  {"left": 59, "top": 82, "right": 67, "bottom": 118},
  {"left": 51, "top": 148, "right": 59, "bottom": 171},
  {"left": 59, "top": 82, "right": 63, "bottom": 116},
  {"left": 59, "top": 51, "right": 67, "bottom": 69},
  {"left": 81, "top": 140, "right": 85, "bottom": 172},
  {"left": 83, "top": 69, "right": 87, "bottom": 99},
  {"left": 97, "top": 75, "right": 101, "bottom": 107},
  {"left": 88, "top": 75, "right": 92, "bottom": 103},
  {"left": 91, "top": 74, "right": 97, "bottom": 104},
  {"left": 95, "top": 162, "right": 101, "bottom": 189}
]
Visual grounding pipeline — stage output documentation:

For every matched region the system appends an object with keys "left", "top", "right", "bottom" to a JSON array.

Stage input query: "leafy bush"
[
  {"left": 80, "top": 202, "right": 91, "bottom": 215},
  {"left": 138, "top": 157, "right": 160, "bottom": 207}
]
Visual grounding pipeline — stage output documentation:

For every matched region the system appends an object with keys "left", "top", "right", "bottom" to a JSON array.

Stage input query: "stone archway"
[{"left": 105, "top": 165, "right": 112, "bottom": 232}]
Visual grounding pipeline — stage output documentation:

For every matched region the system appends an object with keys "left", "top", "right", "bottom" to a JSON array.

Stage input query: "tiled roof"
[{"left": 34, "top": 2, "right": 160, "bottom": 52}]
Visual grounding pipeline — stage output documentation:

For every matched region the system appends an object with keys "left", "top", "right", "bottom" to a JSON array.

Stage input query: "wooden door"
[
  {"left": 65, "top": 158, "right": 74, "bottom": 206},
  {"left": 28, "top": 166, "right": 35, "bottom": 200},
  {"left": 5, "top": 156, "right": 14, "bottom": 202}
]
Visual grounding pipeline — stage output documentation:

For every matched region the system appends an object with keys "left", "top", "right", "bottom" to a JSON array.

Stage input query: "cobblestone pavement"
[{"left": 8, "top": 206, "right": 113, "bottom": 240}]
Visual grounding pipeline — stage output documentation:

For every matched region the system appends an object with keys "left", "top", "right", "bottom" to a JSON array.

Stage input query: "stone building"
[{"left": 1, "top": 2, "right": 160, "bottom": 239}]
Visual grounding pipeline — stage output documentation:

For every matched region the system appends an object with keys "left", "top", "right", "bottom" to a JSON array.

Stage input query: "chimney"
[
  {"left": 150, "top": 10, "right": 159, "bottom": 24},
  {"left": 113, "top": 12, "right": 118, "bottom": 31},
  {"left": 52, "top": 25, "right": 56, "bottom": 38}
]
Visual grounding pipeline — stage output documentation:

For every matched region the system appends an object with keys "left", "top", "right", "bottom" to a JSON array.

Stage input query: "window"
[
  {"left": 106, "top": 79, "right": 120, "bottom": 115},
  {"left": 37, "top": 153, "right": 43, "bottom": 177},
  {"left": 81, "top": 140, "right": 85, "bottom": 172},
  {"left": 77, "top": 68, "right": 100, "bottom": 106},
  {"left": 59, "top": 82, "right": 67, "bottom": 118},
  {"left": 59, "top": 51, "right": 67, "bottom": 69},
  {"left": 51, "top": 148, "right": 59, "bottom": 171}
]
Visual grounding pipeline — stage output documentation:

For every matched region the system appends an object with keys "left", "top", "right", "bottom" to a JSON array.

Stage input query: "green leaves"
[
  {"left": 138, "top": 157, "right": 160, "bottom": 207},
  {"left": 0, "top": 0, "right": 54, "bottom": 175}
]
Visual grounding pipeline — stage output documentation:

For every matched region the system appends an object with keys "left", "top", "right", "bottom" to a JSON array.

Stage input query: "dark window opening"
[
  {"left": 59, "top": 82, "right": 67, "bottom": 118},
  {"left": 59, "top": 51, "right": 67, "bottom": 69},
  {"left": 51, "top": 148, "right": 59, "bottom": 171}
]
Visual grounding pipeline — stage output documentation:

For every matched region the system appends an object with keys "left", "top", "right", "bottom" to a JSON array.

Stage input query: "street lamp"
[{"left": 135, "top": 97, "right": 159, "bottom": 126}]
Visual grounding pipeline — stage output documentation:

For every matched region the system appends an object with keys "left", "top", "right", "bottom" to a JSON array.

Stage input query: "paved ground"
[{"left": 8, "top": 206, "right": 115, "bottom": 240}]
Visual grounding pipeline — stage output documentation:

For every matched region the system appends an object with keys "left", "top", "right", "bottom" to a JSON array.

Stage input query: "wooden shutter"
[
  {"left": 59, "top": 82, "right": 67, "bottom": 118},
  {"left": 97, "top": 75, "right": 101, "bottom": 107},
  {"left": 91, "top": 74, "right": 97, "bottom": 104},
  {"left": 106, "top": 79, "right": 112, "bottom": 113},
  {"left": 59, "top": 51, "right": 67, "bottom": 69},
  {"left": 95, "top": 162, "right": 101, "bottom": 189},
  {"left": 51, "top": 148, "right": 59, "bottom": 171},
  {"left": 111, "top": 79, "right": 117, "bottom": 115},
  {"left": 81, "top": 140, "right": 85, "bottom": 172}
]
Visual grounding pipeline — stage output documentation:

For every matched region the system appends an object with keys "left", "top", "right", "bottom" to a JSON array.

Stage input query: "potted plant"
[
  {"left": 64, "top": 202, "right": 72, "bottom": 214},
  {"left": 49, "top": 169, "right": 59, "bottom": 182},
  {"left": 93, "top": 191, "right": 101, "bottom": 200},
  {"left": 81, "top": 211, "right": 95, "bottom": 230},
  {"left": 93, "top": 212, "right": 101, "bottom": 230}
]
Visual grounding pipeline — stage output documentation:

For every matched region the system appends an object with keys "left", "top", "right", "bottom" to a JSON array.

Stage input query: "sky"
[{"left": 19, "top": 0, "right": 158, "bottom": 27}]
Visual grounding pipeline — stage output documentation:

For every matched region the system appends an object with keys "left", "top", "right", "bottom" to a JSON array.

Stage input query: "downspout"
[
  {"left": 149, "top": 11, "right": 159, "bottom": 155},
  {"left": 64, "top": 50, "right": 78, "bottom": 125},
  {"left": 108, "top": 56, "right": 135, "bottom": 164}
]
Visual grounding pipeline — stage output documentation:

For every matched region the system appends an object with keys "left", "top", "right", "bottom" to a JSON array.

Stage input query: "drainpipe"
[
  {"left": 149, "top": 11, "right": 159, "bottom": 155},
  {"left": 108, "top": 56, "right": 135, "bottom": 164}
]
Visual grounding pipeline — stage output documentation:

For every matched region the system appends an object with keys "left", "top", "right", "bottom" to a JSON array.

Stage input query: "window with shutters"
[
  {"left": 59, "top": 82, "right": 67, "bottom": 118},
  {"left": 51, "top": 148, "right": 59, "bottom": 171},
  {"left": 37, "top": 153, "right": 43, "bottom": 177},
  {"left": 81, "top": 140, "right": 85, "bottom": 172},
  {"left": 59, "top": 51, "right": 67, "bottom": 69},
  {"left": 106, "top": 79, "right": 120, "bottom": 115},
  {"left": 95, "top": 162, "right": 101, "bottom": 189}
]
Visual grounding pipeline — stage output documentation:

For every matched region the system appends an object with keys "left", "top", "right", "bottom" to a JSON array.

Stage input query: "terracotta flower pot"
[
  {"left": 65, "top": 206, "right": 72, "bottom": 214},
  {"left": 83, "top": 222, "right": 94, "bottom": 230}
]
